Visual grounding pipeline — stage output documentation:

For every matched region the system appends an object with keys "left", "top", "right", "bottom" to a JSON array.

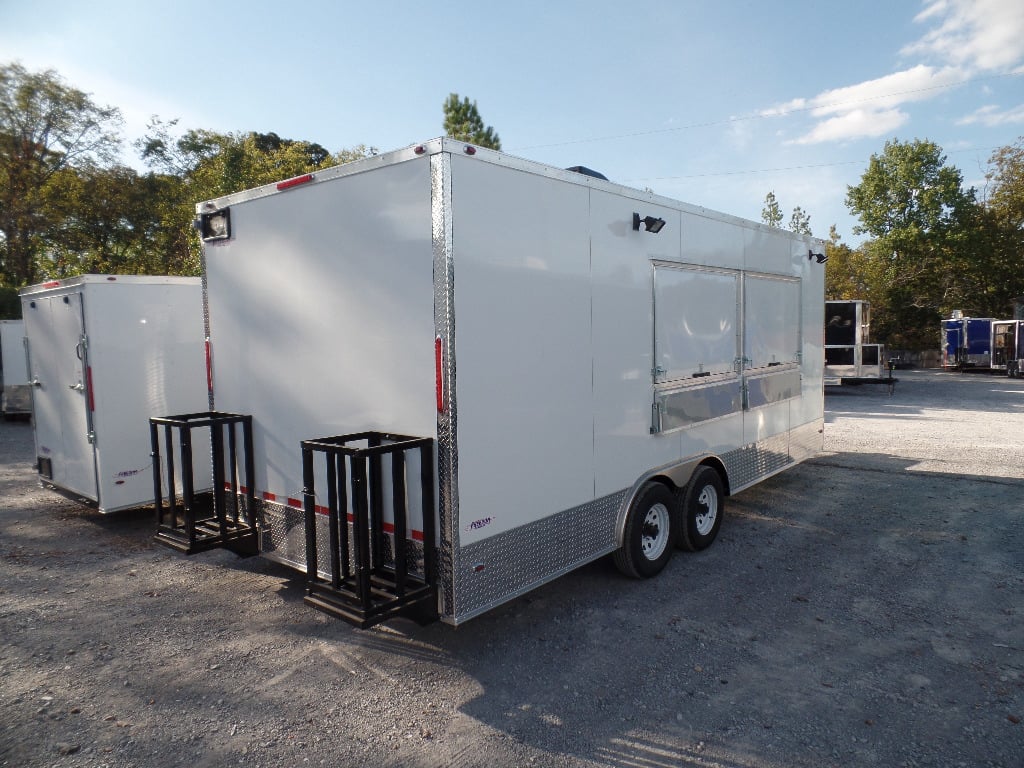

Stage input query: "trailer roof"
[
  {"left": 18, "top": 275, "right": 201, "bottom": 297},
  {"left": 196, "top": 138, "right": 824, "bottom": 247}
]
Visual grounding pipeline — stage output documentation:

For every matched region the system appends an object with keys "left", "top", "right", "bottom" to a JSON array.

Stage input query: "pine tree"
[{"left": 442, "top": 93, "right": 501, "bottom": 150}]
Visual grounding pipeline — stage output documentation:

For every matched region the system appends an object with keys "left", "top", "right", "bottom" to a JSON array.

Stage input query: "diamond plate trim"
[
  {"left": 723, "top": 418, "right": 823, "bottom": 493},
  {"left": 431, "top": 152, "right": 459, "bottom": 619},
  {"left": 255, "top": 499, "right": 331, "bottom": 575},
  {"left": 450, "top": 491, "right": 627, "bottom": 624}
]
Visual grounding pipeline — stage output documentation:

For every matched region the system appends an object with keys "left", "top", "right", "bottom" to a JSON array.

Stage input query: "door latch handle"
[{"left": 68, "top": 382, "right": 84, "bottom": 392}]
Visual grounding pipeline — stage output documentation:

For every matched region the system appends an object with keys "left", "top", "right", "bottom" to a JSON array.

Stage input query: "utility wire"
[{"left": 626, "top": 146, "right": 1002, "bottom": 183}]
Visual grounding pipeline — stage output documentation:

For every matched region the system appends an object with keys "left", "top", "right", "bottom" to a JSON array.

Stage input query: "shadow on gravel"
[
  {"left": 206, "top": 447, "right": 1020, "bottom": 768},
  {"left": 5, "top": 404, "right": 1023, "bottom": 768}
]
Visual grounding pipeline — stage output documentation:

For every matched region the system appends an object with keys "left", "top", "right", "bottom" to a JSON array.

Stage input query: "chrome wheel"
[
  {"left": 694, "top": 484, "right": 719, "bottom": 537},
  {"left": 641, "top": 502, "right": 671, "bottom": 561}
]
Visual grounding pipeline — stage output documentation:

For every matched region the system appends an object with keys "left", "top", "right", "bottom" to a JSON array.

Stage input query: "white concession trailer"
[
  {"left": 151, "top": 139, "right": 826, "bottom": 628},
  {"left": 1, "top": 319, "right": 31, "bottom": 417},
  {"left": 20, "top": 276, "right": 207, "bottom": 512}
]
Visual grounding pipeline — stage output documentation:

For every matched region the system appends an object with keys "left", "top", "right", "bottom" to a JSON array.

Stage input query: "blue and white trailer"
[{"left": 942, "top": 313, "right": 994, "bottom": 369}]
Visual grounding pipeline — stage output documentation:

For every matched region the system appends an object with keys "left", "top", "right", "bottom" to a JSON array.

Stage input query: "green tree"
[
  {"left": 442, "top": 93, "right": 501, "bottom": 149},
  {"left": 40, "top": 164, "right": 181, "bottom": 277},
  {"left": 789, "top": 205, "right": 812, "bottom": 236},
  {"left": 844, "top": 138, "right": 979, "bottom": 348},
  {"left": 846, "top": 139, "right": 974, "bottom": 245},
  {"left": 984, "top": 138, "right": 1024, "bottom": 230},
  {"left": 138, "top": 119, "right": 376, "bottom": 274},
  {"left": 0, "top": 62, "right": 122, "bottom": 286},
  {"left": 982, "top": 139, "right": 1024, "bottom": 316},
  {"left": 761, "top": 191, "right": 782, "bottom": 228}
]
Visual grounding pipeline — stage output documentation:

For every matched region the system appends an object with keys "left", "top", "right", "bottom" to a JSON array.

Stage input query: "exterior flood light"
[
  {"left": 199, "top": 208, "right": 231, "bottom": 242},
  {"left": 633, "top": 212, "right": 666, "bottom": 234},
  {"left": 808, "top": 249, "right": 827, "bottom": 264}
]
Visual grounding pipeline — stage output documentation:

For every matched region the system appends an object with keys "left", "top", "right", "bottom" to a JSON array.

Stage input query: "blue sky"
[{"left": 2, "top": 0, "right": 1022, "bottom": 243}]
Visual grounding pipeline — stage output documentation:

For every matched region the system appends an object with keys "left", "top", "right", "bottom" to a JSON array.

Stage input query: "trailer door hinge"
[{"left": 87, "top": 431, "right": 96, "bottom": 445}]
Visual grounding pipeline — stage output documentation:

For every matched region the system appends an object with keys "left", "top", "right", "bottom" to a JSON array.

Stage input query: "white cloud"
[
  {"left": 768, "top": 65, "right": 962, "bottom": 144},
  {"left": 763, "top": 0, "right": 1024, "bottom": 145},
  {"left": 956, "top": 103, "right": 1024, "bottom": 126},
  {"left": 801, "top": 65, "right": 965, "bottom": 117},
  {"left": 902, "top": 0, "right": 1024, "bottom": 71},
  {"left": 793, "top": 108, "right": 908, "bottom": 145}
]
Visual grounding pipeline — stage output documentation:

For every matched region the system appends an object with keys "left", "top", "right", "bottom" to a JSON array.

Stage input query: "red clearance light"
[
  {"left": 205, "top": 339, "right": 213, "bottom": 394},
  {"left": 414, "top": 145, "right": 426, "bottom": 154},
  {"left": 86, "top": 366, "right": 95, "bottom": 412},
  {"left": 435, "top": 336, "right": 444, "bottom": 413},
  {"left": 463, "top": 146, "right": 476, "bottom": 155},
  {"left": 42, "top": 281, "right": 61, "bottom": 288},
  {"left": 106, "top": 276, "right": 117, "bottom": 281},
  {"left": 277, "top": 173, "right": 314, "bottom": 191}
]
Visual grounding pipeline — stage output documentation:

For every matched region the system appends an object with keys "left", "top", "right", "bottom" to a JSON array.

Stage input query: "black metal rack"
[
  {"left": 300, "top": 431, "right": 437, "bottom": 629},
  {"left": 150, "top": 412, "right": 258, "bottom": 556}
]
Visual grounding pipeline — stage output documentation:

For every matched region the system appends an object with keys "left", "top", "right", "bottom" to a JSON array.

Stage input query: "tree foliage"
[
  {"left": 840, "top": 137, "right": 1024, "bottom": 349},
  {"left": 761, "top": 191, "right": 782, "bottom": 228},
  {"left": 0, "top": 62, "right": 123, "bottom": 285},
  {"left": 442, "top": 93, "right": 501, "bottom": 149},
  {"left": 789, "top": 205, "right": 812, "bottom": 236},
  {"left": 134, "top": 119, "right": 375, "bottom": 273},
  {"left": 985, "top": 138, "right": 1024, "bottom": 231}
]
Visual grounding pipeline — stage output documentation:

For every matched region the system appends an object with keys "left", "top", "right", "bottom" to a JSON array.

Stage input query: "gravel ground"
[{"left": 1, "top": 368, "right": 1022, "bottom": 767}]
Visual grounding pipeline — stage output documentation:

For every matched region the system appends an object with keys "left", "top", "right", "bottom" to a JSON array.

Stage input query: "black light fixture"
[
  {"left": 808, "top": 249, "right": 827, "bottom": 264},
  {"left": 199, "top": 208, "right": 231, "bottom": 242},
  {"left": 633, "top": 212, "right": 666, "bottom": 234}
]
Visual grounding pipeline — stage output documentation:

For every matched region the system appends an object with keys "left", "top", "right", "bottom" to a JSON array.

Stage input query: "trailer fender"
[{"left": 614, "top": 455, "right": 728, "bottom": 548}]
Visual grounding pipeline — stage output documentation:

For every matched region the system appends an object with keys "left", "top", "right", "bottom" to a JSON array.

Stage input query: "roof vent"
[{"left": 565, "top": 165, "right": 608, "bottom": 181}]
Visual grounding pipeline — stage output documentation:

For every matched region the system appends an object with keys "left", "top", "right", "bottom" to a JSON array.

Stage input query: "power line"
[
  {"left": 511, "top": 71, "right": 1023, "bottom": 152},
  {"left": 623, "top": 145, "right": 1004, "bottom": 183}
]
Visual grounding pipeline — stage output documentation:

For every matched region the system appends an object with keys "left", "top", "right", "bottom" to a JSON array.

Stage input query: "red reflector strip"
[
  {"left": 254, "top": 490, "right": 423, "bottom": 539},
  {"left": 86, "top": 366, "right": 95, "bottom": 411},
  {"left": 204, "top": 339, "right": 213, "bottom": 393},
  {"left": 435, "top": 336, "right": 444, "bottom": 413},
  {"left": 381, "top": 520, "right": 425, "bottom": 542},
  {"left": 276, "top": 174, "right": 313, "bottom": 191}
]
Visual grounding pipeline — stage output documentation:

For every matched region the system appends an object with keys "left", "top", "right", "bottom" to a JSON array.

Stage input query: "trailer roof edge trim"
[
  {"left": 195, "top": 138, "right": 824, "bottom": 246},
  {"left": 19, "top": 275, "right": 202, "bottom": 296}
]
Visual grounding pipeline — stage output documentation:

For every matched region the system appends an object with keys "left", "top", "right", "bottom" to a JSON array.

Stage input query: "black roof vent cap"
[{"left": 565, "top": 165, "right": 608, "bottom": 181}]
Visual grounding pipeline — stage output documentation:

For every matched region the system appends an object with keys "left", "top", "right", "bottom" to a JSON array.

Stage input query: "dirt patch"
[{"left": 2, "top": 369, "right": 1023, "bottom": 767}]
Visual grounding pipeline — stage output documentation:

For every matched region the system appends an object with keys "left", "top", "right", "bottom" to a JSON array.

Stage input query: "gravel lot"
[{"left": 1, "top": 368, "right": 1022, "bottom": 768}]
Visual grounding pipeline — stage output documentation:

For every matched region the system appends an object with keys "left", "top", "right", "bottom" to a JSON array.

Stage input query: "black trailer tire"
[
  {"left": 613, "top": 483, "right": 675, "bottom": 579},
  {"left": 677, "top": 465, "right": 725, "bottom": 552}
]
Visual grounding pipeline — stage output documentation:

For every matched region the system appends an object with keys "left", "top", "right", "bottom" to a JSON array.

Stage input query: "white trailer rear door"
[{"left": 23, "top": 291, "right": 97, "bottom": 499}]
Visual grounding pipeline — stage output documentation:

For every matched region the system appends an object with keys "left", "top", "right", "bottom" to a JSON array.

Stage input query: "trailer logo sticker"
[
  {"left": 464, "top": 516, "right": 494, "bottom": 533},
  {"left": 112, "top": 464, "right": 151, "bottom": 485}
]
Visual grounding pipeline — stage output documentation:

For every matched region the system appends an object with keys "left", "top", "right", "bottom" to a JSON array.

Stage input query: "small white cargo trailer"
[
  {"left": 1, "top": 319, "right": 31, "bottom": 417},
  {"left": 151, "top": 138, "right": 826, "bottom": 628},
  {"left": 20, "top": 276, "right": 207, "bottom": 513}
]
